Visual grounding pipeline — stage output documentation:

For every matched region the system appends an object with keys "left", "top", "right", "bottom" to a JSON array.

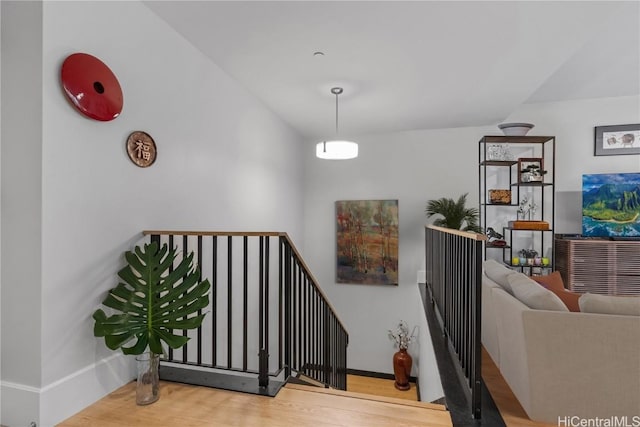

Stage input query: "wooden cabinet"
[
  {"left": 478, "top": 135, "right": 555, "bottom": 274},
  {"left": 555, "top": 235, "right": 640, "bottom": 295}
]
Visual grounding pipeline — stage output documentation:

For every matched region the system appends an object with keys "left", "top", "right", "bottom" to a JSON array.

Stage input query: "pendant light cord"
[
  {"left": 331, "top": 87, "right": 343, "bottom": 136},
  {"left": 335, "top": 91, "right": 339, "bottom": 135}
]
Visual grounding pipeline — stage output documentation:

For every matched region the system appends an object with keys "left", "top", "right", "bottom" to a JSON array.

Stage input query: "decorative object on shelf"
[
  {"left": 388, "top": 321, "right": 416, "bottom": 391},
  {"left": 542, "top": 257, "right": 550, "bottom": 266},
  {"left": 486, "top": 144, "right": 500, "bottom": 160},
  {"left": 518, "top": 158, "right": 546, "bottom": 183},
  {"left": 594, "top": 124, "right": 640, "bottom": 156},
  {"left": 519, "top": 248, "right": 539, "bottom": 266},
  {"left": 60, "top": 53, "right": 123, "bottom": 121},
  {"left": 519, "top": 248, "right": 538, "bottom": 258},
  {"left": 508, "top": 220, "right": 550, "bottom": 230},
  {"left": 486, "top": 144, "right": 515, "bottom": 161},
  {"left": 426, "top": 193, "right": 482, "bottom": 233},
  {"left": 489, "top": 189, "right": 512, "bottom": 205},
  {"left": 486, "top": 227, "right": 507, "bottom": 247},
  {"left": 92, "top": 242, "right": 211, "bottom": 405},
  {"left": 479, "top": 135, "right": 555, "bottom": 273},
  {"left": 126, "top": 131, "right": 157, "bottom": 168},
  {"left": 498, "top": 122, "right": 534, "bottom": 136},
  {"left": 316, "top": 87, "right": 358, "bottom": 160},
  {"left": 336, "top": 200, "right": 398, "bottom": 285},
  {"left": 517, "top": 196, "right": 537, "bottom": 220}
]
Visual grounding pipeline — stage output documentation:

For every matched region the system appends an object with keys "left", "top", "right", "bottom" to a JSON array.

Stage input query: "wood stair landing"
[
  {"left": 59, "top": 380, "right": 452, "bottom": 427},
  {"left": 285, "top": 383, "right": 451, "bottom": 425}
]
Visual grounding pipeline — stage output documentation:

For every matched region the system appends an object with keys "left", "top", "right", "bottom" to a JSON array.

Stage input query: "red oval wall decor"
[{"left": 60, "top": 53, "right": 123, "bottom": 121}]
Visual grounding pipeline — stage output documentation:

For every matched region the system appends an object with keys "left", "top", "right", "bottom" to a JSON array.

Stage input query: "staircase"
[
  {"left": 60, "top": 230, "right": 454, "bottom": 426},
  {"left": 143, "top": 230, "right": 348, "bottom": 395}
]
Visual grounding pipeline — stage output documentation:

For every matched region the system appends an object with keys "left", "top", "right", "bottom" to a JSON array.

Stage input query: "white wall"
[
  {"left": 301, "top": 94, "right": 639, "bottom": 400},
  {"left": 414, "top": 286, "right": 444, "bottom": 403},
  {"left": 506, "top": 95, "right": 640, "bottom": 233},
  {"left": 1, "top": 2, "right": 43, "bottom": 426},
  {"left": 2, "top": 1, "right": 304, "bottom": 426},
  {"left": 302, "top": 125, "right": 490, "bottom": 401},
  {"left": 0, "top": 0, "right": 3, "bottom": 421}
]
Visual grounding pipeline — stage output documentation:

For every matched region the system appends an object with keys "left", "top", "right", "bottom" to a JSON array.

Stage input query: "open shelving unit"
[{"left": 479, "top": 135, "right": 556, "bottom": 275}]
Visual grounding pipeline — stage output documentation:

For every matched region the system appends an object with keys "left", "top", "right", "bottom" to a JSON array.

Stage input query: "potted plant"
[
  {"left": 93, "top": 241, "right": 211, "bottom": 405},
  {"left": 425, "top": 193, "right": 482, "bottom": 233}
]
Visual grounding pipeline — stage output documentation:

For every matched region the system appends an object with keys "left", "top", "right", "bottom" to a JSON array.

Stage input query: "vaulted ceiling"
[{"left": 145, "top": 1, "right": 640, "bottom": 140}]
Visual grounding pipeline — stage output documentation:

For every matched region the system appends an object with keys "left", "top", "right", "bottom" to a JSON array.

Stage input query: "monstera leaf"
[{"left": 93, "top": 241, "right": 210, "bottom": 355}]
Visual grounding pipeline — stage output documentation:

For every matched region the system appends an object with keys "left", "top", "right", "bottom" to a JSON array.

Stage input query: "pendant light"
[{"left": 316, "top": 87, "right": 358, "bottom": 159}]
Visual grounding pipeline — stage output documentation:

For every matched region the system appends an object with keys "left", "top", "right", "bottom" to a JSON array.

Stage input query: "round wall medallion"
[
  {"left": 126, "top": 131, "right": 157, "bottom": 168},
  {"left": 61, "top": 53, "right": 123, "bottom": 121}
]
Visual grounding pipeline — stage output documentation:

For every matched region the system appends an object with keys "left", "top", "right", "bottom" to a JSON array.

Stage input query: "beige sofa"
[{"left": 481, "top": 260, "right": 640, "bottom": 424}]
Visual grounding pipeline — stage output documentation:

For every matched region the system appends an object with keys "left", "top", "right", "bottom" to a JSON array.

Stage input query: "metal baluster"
[
  {"left": 167, "top": 234, "right": 174, "bottom": 362},
  {"left": 243, "top": 236, "right": 248, "bottom": 371},
  {"left": 227, "top": 236, "right": 232, "bottom": 369},
  {"left": 212, "top": 236, "right": 217, "bottom": 367},
  {"left": 264, "top": 236, "right": 270, "bottom": 373},
  {"left": 182, "top": 235, "right": 188, "bottom": 364},
  {"left": 197, "top": 236, "right": 203, "bottom": 365}
]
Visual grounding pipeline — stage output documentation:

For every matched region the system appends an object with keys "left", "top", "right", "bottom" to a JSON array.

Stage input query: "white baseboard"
[
  {"left": 2, "top": 353, "right": 135, "bottom": 427},
  {"left": 1, "top": 381, "right": 40, "bottom": 427}
]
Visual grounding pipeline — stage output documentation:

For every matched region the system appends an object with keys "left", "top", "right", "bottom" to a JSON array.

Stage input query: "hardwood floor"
[
  {"left": 59, "top": 379, "right": 450, "bottom": 426},
  {"left": 58, "top": 354, "right": 555, "bottom": 427},
  {"left": 346, "top": 374, "right": 418, "bottom": 401}
]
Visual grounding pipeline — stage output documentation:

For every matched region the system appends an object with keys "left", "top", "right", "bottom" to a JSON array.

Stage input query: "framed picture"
[
  {"left": 594, "top": 124, "right": 640, "bottom": 156},
  {"left": 335, "top": 200, "right": 398, "bottom": 285},
  {"left": 517, "top": 158, "right": 544, "bottom": 184}
]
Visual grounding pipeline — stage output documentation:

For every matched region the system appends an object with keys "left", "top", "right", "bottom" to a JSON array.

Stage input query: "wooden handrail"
[
  {"left": 142, "top": 230, "right": 348, "bottom": 334},
  {"left": 426, "top": 225, "right": 487, "bottom": 241}
]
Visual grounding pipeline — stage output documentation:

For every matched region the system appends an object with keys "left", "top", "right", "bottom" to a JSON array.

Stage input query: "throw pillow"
[
  {"left": 532, "top": 272, "right": 582, "bottom": 312},
  {"left": 484, "top": 259, "right": 514, "bottom": 294},
  {"left": 550, "top": 288, "right": 582, "bottom": 312},
  {"left": 579, "top": 293, "right": 640, "bottom": 316},
  {"left": 508, "top": 273, "right": 569, "bottom": 312},
  {"left": 531, "top": 271, "right": 565, "bottom": 292}
]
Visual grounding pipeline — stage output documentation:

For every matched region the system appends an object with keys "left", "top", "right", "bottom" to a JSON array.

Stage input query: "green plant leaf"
[
  {"left": 426, "top": 193, "right": 481, "bottom": 232},
  {"left": 93, "top": 242, "right": 210, "bottom": 356}
]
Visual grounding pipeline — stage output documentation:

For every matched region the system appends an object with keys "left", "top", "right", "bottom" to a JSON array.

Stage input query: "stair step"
[
  {"left": 292, "top": 373, "right": 329, "bottom": 388},
  {"left": 285, "top": 383, "right": 448, "bottom": 411}
]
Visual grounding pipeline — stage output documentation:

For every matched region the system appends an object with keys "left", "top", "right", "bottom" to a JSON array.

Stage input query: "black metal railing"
[
  {"left": 425, "top": 225, "right": 485, "bottom": 419},
  {"left": 144, "top": 231, "right": 348, "bottom": 392}
]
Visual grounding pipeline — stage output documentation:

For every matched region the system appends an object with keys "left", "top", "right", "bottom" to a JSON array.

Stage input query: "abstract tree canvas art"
[{"left": 336, "top": 200, "right": 399, "bottom": 285}]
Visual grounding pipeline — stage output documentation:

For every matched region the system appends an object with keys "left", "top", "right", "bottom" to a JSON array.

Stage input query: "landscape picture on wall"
[
  {"left": 336, "top": 200, "right": 399, "bottom": 285},
  {"left": 582, "top": 173, "right": 640, "bottom": 238}
]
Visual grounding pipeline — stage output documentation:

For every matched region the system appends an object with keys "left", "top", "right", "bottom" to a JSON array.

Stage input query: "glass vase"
[{"left": 135, "top": 352, "right": 159, "bottom": 405}]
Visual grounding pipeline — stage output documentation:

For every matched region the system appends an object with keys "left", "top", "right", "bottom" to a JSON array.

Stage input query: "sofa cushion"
[
  {"left": 484, "top": 259, "right": 514, "bottom": 294},
  {"left": 508, "top": 273, "right": 569, "bottom": 311},
  {"left": 579, "top": 293, "right": 640, "bottom": 316},
  {"left": 532, "top": 272, "right": 582, "bottom": 312}
]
